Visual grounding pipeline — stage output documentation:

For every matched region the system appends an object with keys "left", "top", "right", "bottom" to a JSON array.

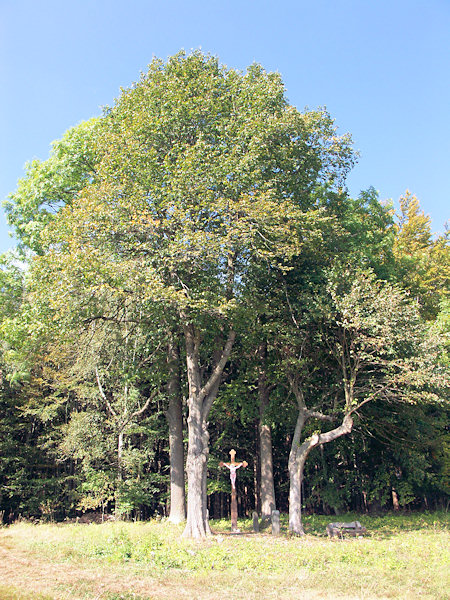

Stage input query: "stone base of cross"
[{"left": 220, "top": 449, "right": 248, "bottom": 532}]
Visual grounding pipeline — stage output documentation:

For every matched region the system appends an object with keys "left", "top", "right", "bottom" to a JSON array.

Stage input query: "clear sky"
[{"left": 1, "top": 0, "right": 449, "bottom": 254}]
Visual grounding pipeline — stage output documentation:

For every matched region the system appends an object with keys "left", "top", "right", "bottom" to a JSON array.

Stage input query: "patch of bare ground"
[{"left": 0, "top": 535, "right": 375, "bottom": 600}]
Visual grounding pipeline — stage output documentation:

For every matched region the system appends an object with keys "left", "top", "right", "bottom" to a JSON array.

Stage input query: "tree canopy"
[{"left": 1, "top": 51, "right": 448, "bottom": 534}]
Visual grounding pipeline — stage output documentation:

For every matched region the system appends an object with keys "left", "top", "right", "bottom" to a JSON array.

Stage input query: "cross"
[{"left": 220, "top": 449, "right": 248, "bottom": 532}]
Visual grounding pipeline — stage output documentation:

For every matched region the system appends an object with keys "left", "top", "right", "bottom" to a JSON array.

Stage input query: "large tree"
[
  {"left": 284, "top": 269, "right": 445, "bottom": 534},
  {"left": 4, "top": 115, "right": 190, "bottom": 523},
  {"left": 26, "top": 51, "right": 355, "bottom": 537}
]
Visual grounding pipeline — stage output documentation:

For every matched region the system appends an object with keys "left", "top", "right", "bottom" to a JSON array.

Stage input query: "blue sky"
[{"left": 1, "top": 0, "right": 449, "bottom": 254}]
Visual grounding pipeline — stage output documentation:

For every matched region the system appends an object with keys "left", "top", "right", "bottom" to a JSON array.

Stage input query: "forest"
[{"left": 0, "top": 51, "right": 448, "bottom": 538}]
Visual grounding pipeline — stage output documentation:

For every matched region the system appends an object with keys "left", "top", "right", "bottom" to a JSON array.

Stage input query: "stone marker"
[
  {"left": 252, "top": 511, "right": 260, "bottom": 533},
  {"left": 271, "top": 509, "right": 280, "bottom": 535}
]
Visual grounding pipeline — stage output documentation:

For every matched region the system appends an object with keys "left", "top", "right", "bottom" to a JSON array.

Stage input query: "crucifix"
[{"left": 220, "top": 449, "right": 248, "bottom": 532}]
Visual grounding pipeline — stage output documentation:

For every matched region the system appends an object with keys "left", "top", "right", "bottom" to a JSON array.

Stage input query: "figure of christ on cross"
[
  {"left": 220, "top": 449, "right": 248, "bottom": 488},
  {"left": 223, "top": 462, "right": 242, "bottom": 489},
  {"left": 220, "top": 449, "right": 248, "bottom": 532}
]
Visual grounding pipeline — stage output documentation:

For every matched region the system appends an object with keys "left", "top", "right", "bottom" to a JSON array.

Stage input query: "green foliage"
[
  {"left": 1, "top": 50, "right": 448, "bottom": 525},
  {"left": 4, "top": 118, "right": 101, "bottom": 255},
  {"left": 325, "top": 268, "right": 444, "bottom": 410},
  {"left": 393, "top": 191, "right": 450, "bottom": 319}
]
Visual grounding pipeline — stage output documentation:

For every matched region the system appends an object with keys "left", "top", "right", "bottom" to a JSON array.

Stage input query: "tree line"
[{"left": 0, "top": 51, "right": 448, "bottom": 537}]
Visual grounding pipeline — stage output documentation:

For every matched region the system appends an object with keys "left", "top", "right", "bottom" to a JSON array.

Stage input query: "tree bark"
[
  {"left": 117, "top": 429, "right": 124, "bottom": 482},
  {"left": 166, "top": 337, "right": 186, "bottom": 523},
  {"left": 184, "top": 410, "right": 209, "bottom": 538},
  {"left": 259, "top": 405, "right": 276, "bottom": 518},
  {"left": 254, "top": 421, "right": 261, "bottom": 514},
  {"left": 288, "top": 405, "right": 307, "bottom": 535},
  {"left": 258, "top": 342, "right": 276, "bottom": 518},
  {"left": 114, "top": 429, "right": 125, "bottom": 518}
]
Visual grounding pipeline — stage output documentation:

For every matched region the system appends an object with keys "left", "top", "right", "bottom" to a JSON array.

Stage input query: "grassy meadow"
[{"left": 0, "top": 512, "right": 448, "bottom": 600}]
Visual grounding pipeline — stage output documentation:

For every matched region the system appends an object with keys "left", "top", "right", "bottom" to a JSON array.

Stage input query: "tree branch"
[
  {"left": 347, "top": 384, "right": 391, "bottom": 416},
  {"left": 95, "top": 367, "right": 117, "bottom": 418},
  {"left": 305, "top": 409, "right": 335, "bottom": 422},
  {"left": 200, "top": 328, "right": 236, "bottom": 419},
  {"left": 287, "top": 373, "right": 306, "bottom": 410},
  {"left": 130, "top": 389, "right": 158, "bottom": 421},
  {"left": 316, "top": 414, "right": 353, "bottom": 444}
]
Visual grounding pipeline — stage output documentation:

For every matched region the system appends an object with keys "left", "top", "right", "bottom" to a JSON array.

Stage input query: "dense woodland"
[{"left": 0, "top": 52, "right": 448, "bottom": 537}]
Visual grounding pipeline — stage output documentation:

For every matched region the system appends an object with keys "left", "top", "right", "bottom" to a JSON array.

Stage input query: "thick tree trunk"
[
  {"left": 201, "top": 426, "right": 212, "bottom": 536},
  {"left": 182, "top": 322, "right": 236, "bottom": 538},
  {"left": 182, "top": 325, "right": 208, "bottom": 538},
  {"left": 392, "top": 488, "right": 400, "bottom": 511},
  {"left": 254, "top": 422, "right": 261, "bottom": 514},
  {"left": 183, "top": 402, "right": 212, "bottom": 538},
  {"left": 184, "top": 440, "right": 208, "bottom": 538},
  {"left": 288, "top": 407, "right": 307, "bottom": 535},
  {"left": 259, "top": 422, "right": 276, "bottom": 517},
  {"left": 166, "top": 338, "right": 186, "bottom": 524},
  {"left": 288, "top": 455, "right": 305, "bottom": 535},
  {"left": 258, "top": 342, "right": 276, "bottom": 518},
  {"left": 184, "top": 461, "right": 208, "bottom": 536}
]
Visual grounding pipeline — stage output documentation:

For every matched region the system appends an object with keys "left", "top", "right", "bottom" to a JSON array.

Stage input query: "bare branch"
[
  {"left": 136, "top": 340, "right": 163, "bottom": 368},
  {"left": 200, "top": 329, "right": 236, "bottom": 419},
  {"left": 95, "top": 367, "right": 117, "bottom": 418},
  {"left": 288, "top": 405, "right": 307, "bottom": 465},
  {"left": 278, "top": 272, "right": 299, "bottom": 328},
  {"left": 305, "top": 409, "right": 335, "bottom": 422},
  {"left": 287, "top": 373, "right": 306, "bottom": 410},
  {"left": 130, "top": 389, "right": 158, "bottom": 420},
  {"left": 347, "top": 384, "right": 391, "bottom": 416},
  {"left": 316, "top": 414, "right": 354, "bottom": 444}
]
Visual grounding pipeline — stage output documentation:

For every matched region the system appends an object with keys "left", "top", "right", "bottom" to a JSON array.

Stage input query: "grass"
[
  {"left": 0, "top": 512, "right": 448, "bottom": 600},
  {"left": 0, "top": 587, "right": 54, "bottom": 600}
]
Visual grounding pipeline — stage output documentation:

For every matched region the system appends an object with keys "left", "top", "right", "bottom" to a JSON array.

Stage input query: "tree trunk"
[
  {"left": 288, "top": 453, "right": 305, "bottom": 535},
  {"left": 259, "top": 422, "right": 276, "bottom": 518},
  {"left": 115, "top": 429, "right": 125, "bottom": 518},
  {"left": 288, "top": 406, "right": 307, "bottom": 535},
  {"left": 184, "top": 417, "right": 209, "bottom": 538},
  {"left": 166, "top": 338, "right": 186, "bottom": 523},
  {"left": 392, "top": 488, "right": 400, "bottom": 511},
  {"left": 182, "top": 321, "right": 236, "bottom": 538},
  {"left": 183, "top": 326, "right": 208, "bottom": 538},
  {"left": 254, "top": 421, "right": 261, "bottom": 514},
  {"left": 258, "top": 342, "right": 276, "bottom": 518},
  {"left": 201, "top": 426, "right": 212, "bottom": 536},
  {"left": 288, "top": 407, "right": 353, "bottom": 535},
  {"left": 117, "top": 429, "right": 124, "bottom": 482}
]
